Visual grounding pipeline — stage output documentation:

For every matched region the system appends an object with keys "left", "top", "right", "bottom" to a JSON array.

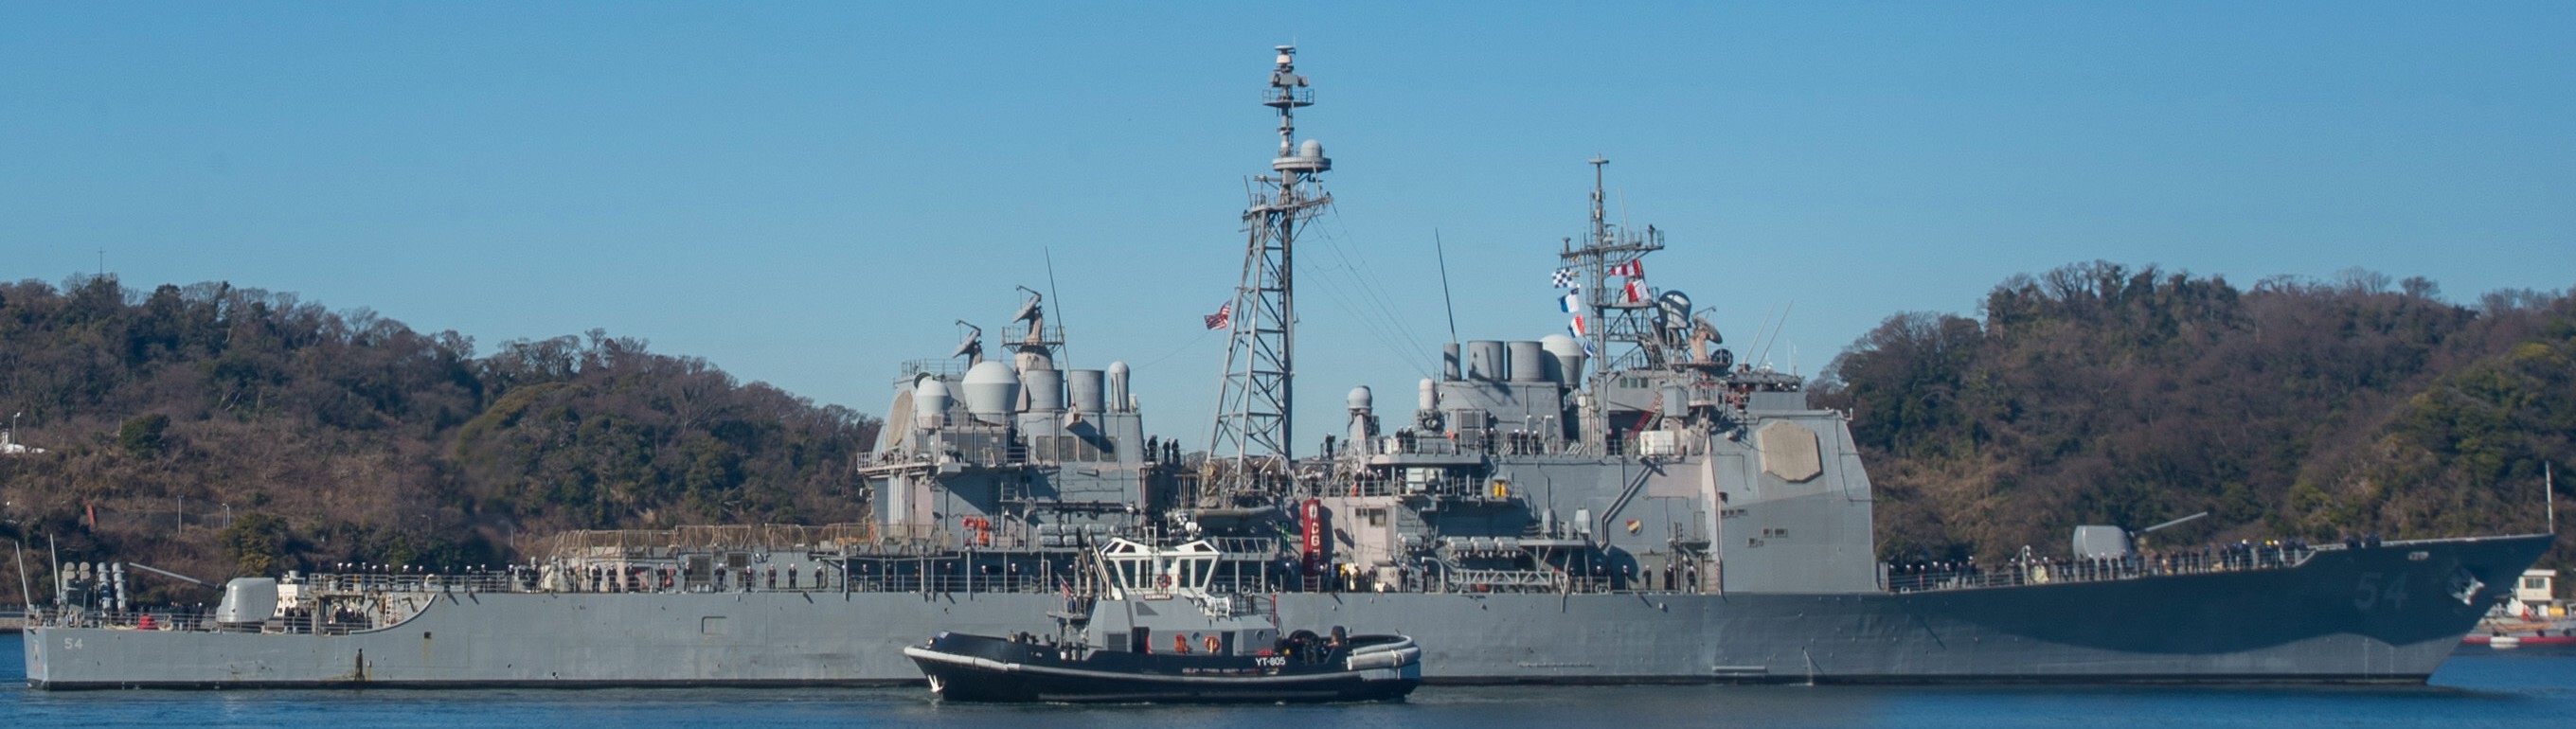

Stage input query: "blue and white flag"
[
  {"left": 1558, "top": 288, "right": 1583, "bottom": 312},
  {"left": 1549, "top": 267, "right": 1577, "bottom": 288}
]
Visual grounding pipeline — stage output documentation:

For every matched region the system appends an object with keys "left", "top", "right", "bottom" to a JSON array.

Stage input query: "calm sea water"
[{"left": 6, "top": 633, "right": 2571, "bottom": 729}]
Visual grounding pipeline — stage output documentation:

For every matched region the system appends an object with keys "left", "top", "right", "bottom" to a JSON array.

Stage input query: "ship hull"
[
  {"left": 903, "top": 632, "right": 1420, "bottom": 703},
  {"left": 22, "top": 534, "right": 2550, "bottom": 688}
]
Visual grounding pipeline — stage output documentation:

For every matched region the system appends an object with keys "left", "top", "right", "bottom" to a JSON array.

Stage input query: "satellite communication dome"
[
  {"left": 1347, "top": 385, "right": 1373, "bottom": 410},
  {"left": 913, "top": 378, "right": 951, "bottom": 429},
  {"left": 959, "top": 361, "right": 1021, "bottom": 420},
  {"left": 916, "top": 378, "right": 950, "bottom": 410}
]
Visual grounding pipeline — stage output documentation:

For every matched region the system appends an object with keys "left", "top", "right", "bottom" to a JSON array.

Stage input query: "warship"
[{"left": 20, "top": 45, "right": 2554, "bottom": 689}]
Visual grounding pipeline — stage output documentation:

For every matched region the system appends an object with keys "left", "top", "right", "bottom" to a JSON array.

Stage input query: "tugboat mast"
[{"left": 1207, "top": 45, "right": 1332, "bottom": 505}]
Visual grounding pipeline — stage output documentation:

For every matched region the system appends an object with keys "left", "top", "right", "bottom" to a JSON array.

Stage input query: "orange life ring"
[
  {"left": 1204, "top": 634, "right": 1222, "bottom": 653},
  {"left": 1173, "top": 634, "right": 1190, "bottom": 653}
]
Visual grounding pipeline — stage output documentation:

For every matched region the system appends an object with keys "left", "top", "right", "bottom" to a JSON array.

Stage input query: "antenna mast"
[
  {"left": 1561, "top": 157, "right": 1664, "bottom": 453},
  {"left": 1207, "top": 45, "right": 1333, "bottom": 506}
]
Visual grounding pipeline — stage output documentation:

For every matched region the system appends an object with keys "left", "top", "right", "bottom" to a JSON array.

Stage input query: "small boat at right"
[{"left": 2463, "top": 568, "right": 2573, "bottom": 649}]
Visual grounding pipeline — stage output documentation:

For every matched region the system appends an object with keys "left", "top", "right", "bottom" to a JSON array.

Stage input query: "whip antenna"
[{"left": 1435, "top": 229, "right": 1458, "bottom": 347}]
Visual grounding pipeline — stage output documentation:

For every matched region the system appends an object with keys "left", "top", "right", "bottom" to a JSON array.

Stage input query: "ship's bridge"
[{"left": 1100, "top": 539, "right": 1221, "bottom": 599}]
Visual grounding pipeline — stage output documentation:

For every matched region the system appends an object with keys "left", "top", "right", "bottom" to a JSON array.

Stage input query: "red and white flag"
[
  {"left": 1608, "top": 259, "right": 1644, "bottom": 278},
  {"left": 1568, "top": 315, "right": 1588, "bottom": 336},
  {"left": 1203, "top": 301, "right": 1232, "bottom": 330},
  {"left": 1623, "top": 278, "right": 1647, "bottom": 304}
]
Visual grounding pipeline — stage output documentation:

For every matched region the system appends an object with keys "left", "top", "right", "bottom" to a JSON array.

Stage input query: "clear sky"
[{"left": 5, "top": 2, "right": 2570, "bottom": 453}]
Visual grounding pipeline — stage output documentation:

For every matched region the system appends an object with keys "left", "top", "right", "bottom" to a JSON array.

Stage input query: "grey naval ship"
[{"left": 21, "top": 45, "right": 2553, "bottom": 689}]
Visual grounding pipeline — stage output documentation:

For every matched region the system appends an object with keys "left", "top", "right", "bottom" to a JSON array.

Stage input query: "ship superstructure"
[{"left": 18, "top": 45, "right": 2552, "bottom": 689}]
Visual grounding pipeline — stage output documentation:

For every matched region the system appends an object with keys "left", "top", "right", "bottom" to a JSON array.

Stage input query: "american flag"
[
  {"left": 1203, "top": 301, "right": 1232, "bottom": 330},
  {"left": 1549, "top": 267, "right": 1577, "bottom": 288},
  {"left": 1608, "top": 259, "right": 1644, "bottom": 277}
]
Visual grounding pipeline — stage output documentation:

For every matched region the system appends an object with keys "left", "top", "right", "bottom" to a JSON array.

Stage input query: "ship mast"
[
  {"left": 1206, "top": 45, "right": 1332, "bottom": 506},
  {"left": 1560, "top": 157, "right": 1664, "bottom": 453}
]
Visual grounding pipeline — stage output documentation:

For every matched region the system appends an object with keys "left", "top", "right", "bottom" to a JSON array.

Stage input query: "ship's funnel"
[
  {"left": 959, "top": 361, "right": 1020, "bottom": 424},
  {"left": 1441, "top": 343, "right": 1461, "bottom": 381},
  {"left": 1067, "top": 369, "right": 1106, "bottom": 414},
  {"left": 1023, "top": 368, "right": 1064, "bottom": 413},
  {"left": 1465, "top": 341, "right": 1506, "bottom": 382},
  {"left": 1541, "top": 334, "right": 1586, "bottom": 386},
  {"left": 1507, "top": 341, "right": 1547, "bottom": 382}
]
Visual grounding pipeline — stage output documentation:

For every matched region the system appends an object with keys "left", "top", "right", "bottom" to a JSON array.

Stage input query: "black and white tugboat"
[{"left": 904, "top": 539, "right": 1422, "bottom": 703}]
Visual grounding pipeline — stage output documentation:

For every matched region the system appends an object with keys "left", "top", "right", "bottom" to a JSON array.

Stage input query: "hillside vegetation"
[
  {"left": 0, "top": 276, "right": 875, "bottom": 604},
  {"left": 1815, "top": 262, "right": 2572, "bottom": 569}
]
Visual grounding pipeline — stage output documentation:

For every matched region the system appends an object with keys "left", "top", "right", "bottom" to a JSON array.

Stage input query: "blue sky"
[{"left": 4, "top": 2, "right": 2570, "bottom": 453}]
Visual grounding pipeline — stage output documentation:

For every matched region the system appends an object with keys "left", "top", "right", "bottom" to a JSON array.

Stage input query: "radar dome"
[
  {"left": 916, "top": 378, "right": 951, "bottom": 409},
  {"left": 1299, "top": 139, "right": 1324, "bottom": 158},
  {"left": 1347, "top": 385, "right": 1373, "bottom": 410},
  {"left": 959, "top": 361, "right": 1021, "bottom": 422},
  {"left": 914, "top": 378, "right": 951, "bottom": 428}
]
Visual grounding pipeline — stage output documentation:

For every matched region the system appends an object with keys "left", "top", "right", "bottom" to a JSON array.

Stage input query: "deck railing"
[{"left": 1882, "top": 541, "right": 2330, "bottom": 594}]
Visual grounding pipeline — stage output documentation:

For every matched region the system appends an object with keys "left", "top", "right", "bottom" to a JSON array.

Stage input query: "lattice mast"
[
  {"left": 1562, "top": 157, "right": 1664, "bottom": 453},
  {"left": 1206, "top": 45, "right": 1333, "bottom": 505}
]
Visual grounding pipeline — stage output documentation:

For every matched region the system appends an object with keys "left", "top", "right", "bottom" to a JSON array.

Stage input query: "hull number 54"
[{"left": 2353, "top": 572, "right": 2409, "bottom": 612}]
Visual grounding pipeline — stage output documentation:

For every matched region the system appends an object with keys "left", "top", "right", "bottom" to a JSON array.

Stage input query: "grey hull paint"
[{"left": 23, "top": 534, "right": 2547, "bottom": 689}]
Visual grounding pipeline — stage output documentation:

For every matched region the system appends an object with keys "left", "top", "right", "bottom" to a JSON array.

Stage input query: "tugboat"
[{"left": 903, "top": 539, "right": 1422, "bottom": 703}]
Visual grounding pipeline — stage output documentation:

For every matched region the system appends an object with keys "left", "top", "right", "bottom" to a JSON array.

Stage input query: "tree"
[
  {"left": 116, "top": 413, "right": 170, "bottom": 456},
  {"left": 219, "top": 513, "right": 291, "bottom": 578}
]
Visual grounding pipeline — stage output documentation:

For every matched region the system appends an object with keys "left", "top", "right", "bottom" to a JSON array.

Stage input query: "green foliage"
[
  {"left": 1819, "top": 261, "right": 2571, "bottom": 564},
  {"left": 116, "top": 413, "right": 170, "bottom": 456},
  {"left": 218, "top": 512, "right": 290, "bottom": 577},
  {"left": 0, "top": 276, "right": 880, "bottom": 596}
]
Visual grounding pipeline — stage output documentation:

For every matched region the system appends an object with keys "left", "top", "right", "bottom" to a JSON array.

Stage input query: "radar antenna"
[
  {"left": 951, "top": 321, "right": 985, "bottom": 365},
  {"left": 1206, "top": 44, "right": 1333, "bottom": 506}
]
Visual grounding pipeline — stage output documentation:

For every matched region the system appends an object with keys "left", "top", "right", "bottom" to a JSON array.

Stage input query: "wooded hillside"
[
  {"left": 1815, "top": 262, "right": 2572, "bottom": 570},
  {"left": 0, "top": 276, "right": 876, "bottom": 604}
]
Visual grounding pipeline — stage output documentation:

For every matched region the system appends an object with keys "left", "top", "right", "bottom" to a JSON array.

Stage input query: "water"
[{"left": 6, "top": 633, "right": 2570, "bottom": 728}]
